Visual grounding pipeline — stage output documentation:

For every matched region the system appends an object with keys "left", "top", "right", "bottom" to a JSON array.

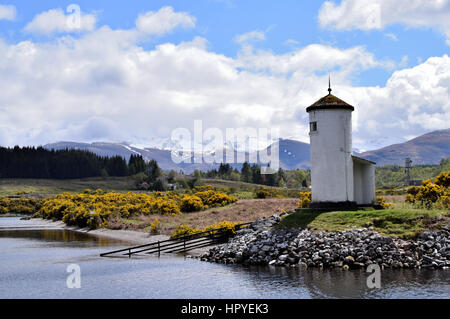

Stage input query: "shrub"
[
  {"left": 376, "top": 196, "right": 392, "bottom": 209},
  {"left": 170, "top": 221, "right": 241, "bottom": 239},
  {"left": 438, "top": 189, "right": 449, "bottom": 209},
  {"left": 34, "top": 192, "right": 181, "bottom": 229},
  {"left": 255, "top": 187, "right": 284, "bottom": 199},
  {"left": 194, "top": 190, "right": 237, "bottom": 208},
  {"left": 404, "top": 173, "right": 449, "bottom": 209},
  {"left": 180, "top": 195, "right": 204, "bottom": 212},
  {"left": 150, "top": 197, "right": 181, "bottom": 215},
  {"left": 405, "top": 194, "right": 416, "bottom": 204},
  {"left": 32, "top": 187, "right": 236, "bottom": 229},
  {"left": 297, "top": 192, "right": 311, "bottom": 208},
  {"left": 170, "top": 224, "right": 198, "bottom": 238},
  {"left": 149, "top": 219, "right": 161, "bottom": 234},
  {"left": 0, "top": 198, "right": 44, "bottom": 215},
  {"left": 406, "top": 186, "right": 421, "bottom": 196},
  {"left": 416, "top": 180, "right": 444, "bottom": 208},
  {"left": 255, "top": 188, "right": 269, "bottom": 199},
  {"left": 435, "top": 171, "right": 450, "bottom": 188},
  {"left": 62, "top": 205, "right": 94, "bottom": 228}
]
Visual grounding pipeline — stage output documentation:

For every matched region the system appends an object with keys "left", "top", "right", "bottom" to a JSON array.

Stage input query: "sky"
[{"left": 0, "top": 0, "right": 449, "bottom": 152}]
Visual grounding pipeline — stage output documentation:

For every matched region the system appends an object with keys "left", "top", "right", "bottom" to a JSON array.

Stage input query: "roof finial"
[{"left": 328, "top": 75, "right": 332, "bottom": 95}]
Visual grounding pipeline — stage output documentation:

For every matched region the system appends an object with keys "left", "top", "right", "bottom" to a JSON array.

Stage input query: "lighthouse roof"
[{"left": 306, "top": 93, "right": 355, "bottom": 113}]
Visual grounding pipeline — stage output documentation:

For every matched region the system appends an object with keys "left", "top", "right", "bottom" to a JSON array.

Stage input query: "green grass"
[
  {"left": 118, "top": 218, "right": 143, "bottom": 226},
  {"left": 233, "top": 191, "right": 256, "bottom": 200},
  {"left": 0, "top": 177, "right": 300, "bottom": 199},
  {"left": 0, "top": 177, "right": 138, "bottom": 197},
  {"left": 279, "top": 208, "right": 450, "bottom": 239},
  {"left": 200, "top": 178, "right": 302, "bottom": 198},
  {"left": 200, "top": 179, "right": 260, "bottom": 191}
]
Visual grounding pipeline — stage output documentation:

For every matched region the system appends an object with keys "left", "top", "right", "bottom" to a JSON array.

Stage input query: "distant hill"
[
  {"left": 45, "top": 139, "right": 311, "bottom": 173},
  {"left": 45, "top": 142, "right": 142, "bottom": 159},
  {"left": 44, "top": 142, "right": 184, "bottom": 172},
  {"left": 360, "top": 129, "right": 450, "bottom": 166},
  {"left": 44, "top": 142, "right": 240, "bottom": 173},
  {"left": 44, "top": 129, "right": 450, "bottom": 171},
  {"left": 274, "top": 139, "right": 310, "bottom": 170}
]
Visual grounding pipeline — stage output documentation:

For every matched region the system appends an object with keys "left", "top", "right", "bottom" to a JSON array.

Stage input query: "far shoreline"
[
  {"left": 1, "top": 214, "right": 168, "bottom": 245},
  {"left": 1, "top": 215, "right": 213, "bottom": 257}
]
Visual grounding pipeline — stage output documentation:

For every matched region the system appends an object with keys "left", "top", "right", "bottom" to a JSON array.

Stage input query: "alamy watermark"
[
  {"left": 364, "top": 3, "right": 381, "bottom": 29},
  {"left": 170, "top": 120, "right": 280, "bottom": 174},
  {"left": 66, "top": 264, "right": 81, "bottom": 289},
  {"left": 366, "top": 264, "right": 381, "bottom": 289},
  {"left": 66, "top": 4, "right": 81, "bottom": 30}
]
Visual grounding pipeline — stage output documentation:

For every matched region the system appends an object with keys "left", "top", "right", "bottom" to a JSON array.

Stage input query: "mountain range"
[
  {"left": 359, "top": 129, "right": 450, "bottom": 167},
  {"left": 44, "top": 129, "right": 450, "bottom": 173}
]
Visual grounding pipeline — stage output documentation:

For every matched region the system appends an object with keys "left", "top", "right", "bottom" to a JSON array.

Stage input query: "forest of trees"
[
  {"left": 0, "top": 146, "right": 146, "bottom": 179},
  {"left": 2, "top": 145, "right": 447, "bottom": 190},
  {"left": 198, "top": 158, "right": 450, "bottom": 189},
  {"left": 376, "top": 157, "right": 450, "bottom": 188},
  {"left": 199, "top": 163, "right": 310, "bottom": 188}
]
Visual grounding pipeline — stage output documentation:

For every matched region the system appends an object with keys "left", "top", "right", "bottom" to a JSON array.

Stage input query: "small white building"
[{"left": 306, "top": 84, "right": 376, "bottom": 209}]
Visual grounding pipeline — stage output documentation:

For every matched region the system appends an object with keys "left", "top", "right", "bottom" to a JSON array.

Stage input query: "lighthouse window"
[{"left": 310, "top": 122, "right": 318, "bottom": 132}]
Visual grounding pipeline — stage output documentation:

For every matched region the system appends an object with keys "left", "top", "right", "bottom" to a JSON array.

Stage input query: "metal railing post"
[{"left": 100, "top": 223, "right": 251, "bottom": 257}]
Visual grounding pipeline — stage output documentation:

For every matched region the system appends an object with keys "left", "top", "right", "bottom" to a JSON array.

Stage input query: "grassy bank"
[
  {"left": 0, "top": 177, "right": 138, "bottom": 197},
  {"left": 279, "top": 208, "right": 449, "bottom": 239},
  {"left": 0, "top": 177, "right": 302, "bottom": 199},
  {"left": 109, "top": 198, "right": 299, "bottom": 235},
  {"left": 0, "top": 176, "right": 302, "bottom": 238}
]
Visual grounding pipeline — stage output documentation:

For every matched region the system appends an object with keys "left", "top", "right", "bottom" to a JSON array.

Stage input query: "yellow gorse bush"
[
  {"left": 195, "top": 190, "right": 237, "bottom": 208},
  {"left": 0, "top": 185, "right": 237, "bottom": 229},
  {"left": 297, "top": 192, "right": 311, "bottom": 208},
  {"left": 0, "top": 198, "right": 44, "bottom": 215},
  {"left": 180, "top": 195, "right": 204, "bottom": 212},
  {"left": 1, "top": 186, "right": 238, "bottom": 229},
  {"left": 34, "top": 190, "right": 182, "bottom": 228},
  {"left": 149, "top": 218, "right": 161, "bottom": 234},
  {"left": 376, "top": 196, "right": 393, "bottom": 209},
  {"left": 435, "top": 171, "right": 450, "bottom": 188},
  {"left": 170, "top": 224, "right": 199, "bottom": 238},
  {"left": 405, "top": 172, "right": 450, "bottom": 209},
  {"left": 255, "top": 187, "right": 285, "bottom": 199},
  {"left": 180, "top": 186, "right": 237, "bottom": 212},
  {"left": 170, "top": 221, "right": 242, "bottom": 239}
]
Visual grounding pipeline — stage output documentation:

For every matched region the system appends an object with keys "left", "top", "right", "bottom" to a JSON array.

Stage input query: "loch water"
[{"left": 0, "top": 217, "right": 449, "bottom": 299}]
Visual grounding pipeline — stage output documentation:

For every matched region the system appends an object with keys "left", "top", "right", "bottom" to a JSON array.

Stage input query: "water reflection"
[
  {"left": 0, "top": 229, "right": 129, "bottom": 247},
  {"left": 0, "top": 217, "right": 449, "bottom": 299},
  {"left": 222, "top": 263, "right": 450, "bottom": 299}
]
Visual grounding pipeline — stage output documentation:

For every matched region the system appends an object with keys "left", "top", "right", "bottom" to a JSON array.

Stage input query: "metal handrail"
[
  {"left": 100, "top": 222, "right": 251, "bottom": 258},
  {"left": 129, "top": 233, "right": 225, "bottom": 255}
]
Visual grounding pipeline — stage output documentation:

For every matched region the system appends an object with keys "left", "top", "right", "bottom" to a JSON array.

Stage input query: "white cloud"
[
  {"left": 0, "top": 4, "right": 15, "bottom": 20},
  {"left": 0, "top": 9, "right": 449, "bottom": 152},
  {"left": 385, "top": 33, "right": 398, "bottom": 41},
  {"left": 24, "top": 8, "right": 97, "bottom": 35},
  {"left": 345, "top": 55, "right": 450, "bottom": 148},
  {"left": 399, "top": 55, "right": 409, "bottom": 67},
  {"left": 284, "top": 39, "right": 300, "bottom": 47},
  {"left": 136, "top": 6, "right": 196, "bottom": 36},
  {"left": 234, "top": 30, "right": 266, "bottom": 44},
  {"left": 319, "top": 0, "right": 450, "bottom": 43},
  {"left": 236, "top": 43, "right": 390, "bottom": 78}
]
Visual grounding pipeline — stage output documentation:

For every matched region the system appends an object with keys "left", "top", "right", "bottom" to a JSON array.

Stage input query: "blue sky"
[
  {"left": 3, "top": 0, "right": 449, "bottom": 86},
  {"left": 0, "top": 0, "right": 449, "bottom": 151}
]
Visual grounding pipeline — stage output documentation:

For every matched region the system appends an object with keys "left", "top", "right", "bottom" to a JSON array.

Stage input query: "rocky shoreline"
[{"left": 199, "top": 214, "right": 450, "bottom": 270}]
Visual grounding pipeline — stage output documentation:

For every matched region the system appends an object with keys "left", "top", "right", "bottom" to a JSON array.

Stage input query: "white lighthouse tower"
[{"left": 307, "top": 79, "right": 376, "bottom": 209}]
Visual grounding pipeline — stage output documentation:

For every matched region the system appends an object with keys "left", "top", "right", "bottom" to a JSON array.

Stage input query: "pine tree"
[{"left": 241, "top": 162, "right": 252, "bottom": 183}]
